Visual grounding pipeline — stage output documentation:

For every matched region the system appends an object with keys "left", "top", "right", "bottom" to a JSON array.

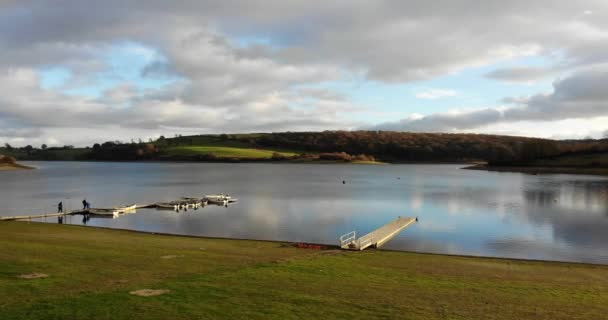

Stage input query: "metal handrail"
[
  {"left": 357, "top": 233, "right": 374, "bottom": 250},
  {"left": 339, "top": 231, "right": 356, "bottom": 247}
]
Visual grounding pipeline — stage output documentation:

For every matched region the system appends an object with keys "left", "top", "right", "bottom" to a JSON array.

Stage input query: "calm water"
[{"left": 2, "top": 161, "right": 608, "bottom": 264}]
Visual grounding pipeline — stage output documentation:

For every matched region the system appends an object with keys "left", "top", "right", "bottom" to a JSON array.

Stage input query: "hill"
[
  {"left": 466, "top": 139, "right": 608, "bottom": 175},
  {"left": 2, "top": 132, "right": 607, "bottom": 169}
]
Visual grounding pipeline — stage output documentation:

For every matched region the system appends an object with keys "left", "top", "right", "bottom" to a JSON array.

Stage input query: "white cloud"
[
  {"left": 485, "top": 67, "right": 555, "bottom": 83},
  {"left": 415, "top": 89, "right": 458, "bottom": 100},
  {"left": 374, "top": 68, "right": 608, "bottom": 137},
  {"left": 1, "top": 1, "right": 608, "bottom": 144}
]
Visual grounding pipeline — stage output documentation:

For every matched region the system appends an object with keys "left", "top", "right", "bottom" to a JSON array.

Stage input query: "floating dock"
[
  {"left": 340, "top": 216, "right": 417, "bottom": 250},
  {"left": 0, "top": 195, "right": 237, "bottom": 221},
  {"left": 0, "top": 210, "right": 85, "bottom": 221}
]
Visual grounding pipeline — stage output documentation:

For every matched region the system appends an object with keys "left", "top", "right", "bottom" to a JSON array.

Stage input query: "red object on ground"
[{"left": 296, "top": 243, "right": 327, "bottom": 250}]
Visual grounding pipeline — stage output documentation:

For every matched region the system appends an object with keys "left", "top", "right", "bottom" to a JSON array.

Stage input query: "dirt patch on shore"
[
  {"left": 18, "top": 273, "right": 49, "bottom": 279},
  {"left": 129, "top": 289, "right": 170, "bottom": 297}
]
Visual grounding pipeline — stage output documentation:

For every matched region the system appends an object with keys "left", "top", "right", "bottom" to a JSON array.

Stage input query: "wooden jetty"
[
  {"left": 1, "top": 194, "right": 237, "bottom": 221},
  {"left": 0, "top": 210, "right": 85, "bottom": 221},
  {"left": 340, "top": 216, "right": 417, "bottom": 251}
]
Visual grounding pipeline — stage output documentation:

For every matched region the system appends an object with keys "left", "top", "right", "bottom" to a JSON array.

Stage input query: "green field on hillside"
[
  {"left": 164, "top": 146, "right": 297, "bottom": 159},
  {"left": 1, "top": 222, "right": 607, "bottom": 320}
]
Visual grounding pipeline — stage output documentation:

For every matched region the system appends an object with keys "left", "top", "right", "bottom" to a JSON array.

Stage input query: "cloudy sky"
[{"left": 1, "top": 1, "right": 608, "bottom": 146}]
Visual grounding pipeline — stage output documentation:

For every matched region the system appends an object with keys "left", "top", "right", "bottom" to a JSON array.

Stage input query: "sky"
[{"left": 1, "top": 1, "right": 608, "bottom": 147}]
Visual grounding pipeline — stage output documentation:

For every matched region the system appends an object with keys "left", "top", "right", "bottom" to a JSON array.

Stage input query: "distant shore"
[
  {"left": 464, "top": 164, "right": 608, "bottom": 176},
  {"left": 0, "top": 162, "right": 35, "bottom": 171}
]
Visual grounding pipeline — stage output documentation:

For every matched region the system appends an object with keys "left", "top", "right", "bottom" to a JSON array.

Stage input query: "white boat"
[
  {"left": 155, "top": 202, "right": 178, "bottom": 210},
  {"left": 205, "top": 194, "right": 232, "bottom": 204},
  {"left": 88, "top": 204, "right": 136, "bottom": 217},
  {"left": 116, "top": 204, "right": 137, "bottom": 213},
  {"left": 88, "top": 208, "right": 120, "bottom": 218},
  {"left": 156, "top": 200, "right": 204, "bottom": 211}
]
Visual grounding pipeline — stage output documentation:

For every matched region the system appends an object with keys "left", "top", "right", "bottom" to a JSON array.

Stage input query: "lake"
[{"left": 1, "top": 161, "right": 608, "bottom": 264}]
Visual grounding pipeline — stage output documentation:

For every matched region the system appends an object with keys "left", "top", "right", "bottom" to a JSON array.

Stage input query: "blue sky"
[
  {"left": 40, "top": 42, "right": 177, "bottom": 99},
  {"left": 39, "top": 41, "right": 556, "bottom": 124}
]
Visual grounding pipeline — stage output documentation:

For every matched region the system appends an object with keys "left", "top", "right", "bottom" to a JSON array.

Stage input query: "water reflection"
[{"left": 2, "top": 162, "right": 608, "bottom": 264}]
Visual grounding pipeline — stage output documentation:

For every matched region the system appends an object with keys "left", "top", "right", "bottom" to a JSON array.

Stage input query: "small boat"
[
  {"left": 88, "top": 208, "right": 120, "bottom": 218},
  {"left": 205, "top": 194, "right": 233, "bottom": 204},
  {"left": 116, "top": 204, "right": 137, "bottom": 213},
  {"left": 180, "top": 197, "right": 203, "bottom": 202},
  {"left": 156, "top": 199, "right": 204, "bottom": 211},
  {"left": 155, "top": 202, "right": 178, "bottom": 210},
  {"left": 88, "top": 204, "right": 136, "bottom": 217}
]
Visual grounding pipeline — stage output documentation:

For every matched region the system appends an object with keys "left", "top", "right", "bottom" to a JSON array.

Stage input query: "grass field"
[
  {"left": 165, "top": 146, "right": 297, "bottom": 159},
  {"left": 527, "top": 152, "right": 608, "bottom": 167},
  {"left": 467, "top": 152, "right": 608, "bottom": 175},
  {"left": 1, "top": 222, "right": 607, "bottom": 319},
  {"left": 162, "top": 135, "right": 303, "bottom": 159}
]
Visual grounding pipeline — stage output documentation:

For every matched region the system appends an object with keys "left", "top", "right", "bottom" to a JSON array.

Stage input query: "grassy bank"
[
  {"left": 164, "top": 146, "right": 297, "bottom": 159},
  {"left": 1, "top": 222, "right": 606, "bottom": 319},
  {"left": 526, "top": 152, "right": 608, "bottom": 167},
  {"left": 465, "top": 152, "right": 608, "bottom": 176},
  {"left": 465, "top": 164, "right": 608, "bottom": 176}
]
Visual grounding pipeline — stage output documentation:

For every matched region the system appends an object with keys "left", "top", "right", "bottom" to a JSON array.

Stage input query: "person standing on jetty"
[{"left": 57, "top": 202, "right": 64, "bottom": 224}]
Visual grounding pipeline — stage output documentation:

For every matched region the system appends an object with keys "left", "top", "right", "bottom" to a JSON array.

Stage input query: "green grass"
[
  {"left": 165, "top": 146, "right": 297, "bottom": 159},
  {"left": 527, "top": 152, "right": 608, "bottom": 167},
  {"left": 0, "top": 147, "right": 89, "bottom": 161},
  {"left": 471, "top": 152, "right": 608, "bottom": 176},
  {"left": 1, "top": 222, "right": 607, "bottom": 319}
]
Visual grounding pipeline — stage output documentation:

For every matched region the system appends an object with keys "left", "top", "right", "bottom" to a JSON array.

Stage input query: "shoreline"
[
  {"left": 18, "top": 159, "right": 469, "bottom": 165},
  {"left": 463, "top": 164, "right": 608, "bottom": 176},
  {"left": 0, "top": 163, "right": 35, "bottom": 171}
]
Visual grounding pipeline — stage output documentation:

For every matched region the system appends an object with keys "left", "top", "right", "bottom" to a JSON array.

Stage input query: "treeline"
[
  {"left": 558, "top": 139, "right": 608, "bottom": 155},
  {"left": 0, "top": 144, "right": 86, "bottom": 161},
  {"left": 86, "top": 142, "right": 159, "bottom": 161},
  {"left": 246, "top": 131, "right": 562, "bottom": 164}
]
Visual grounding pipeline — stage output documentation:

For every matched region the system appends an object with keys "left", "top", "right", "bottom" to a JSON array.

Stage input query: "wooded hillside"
[{"left": 2, "top": 131, "right": 607, "bottom": 165}]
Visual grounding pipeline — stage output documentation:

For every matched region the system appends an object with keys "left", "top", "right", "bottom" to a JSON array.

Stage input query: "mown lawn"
[
  {"left": 1, "top": 222, "right": 607, "bottom": 319},
  {"left": 165, "top": 146, "right": 297, "bottom": 159}
]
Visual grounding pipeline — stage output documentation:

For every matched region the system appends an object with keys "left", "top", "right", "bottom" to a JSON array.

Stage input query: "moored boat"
[
  {"left": 88, "top": 204, "right": 136, "bottom": 217},
  {"left": 88, "top": 208, "right": 120, "bottom": 218},
  {"left": 116, "top": 204, "right": 137, "bottom": 213},
  {"left": 155, "top": 202, "right": 178, "bottom": 210},
  {"left": 205, "top": 194, "right": 232, "bottom": 204}
]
